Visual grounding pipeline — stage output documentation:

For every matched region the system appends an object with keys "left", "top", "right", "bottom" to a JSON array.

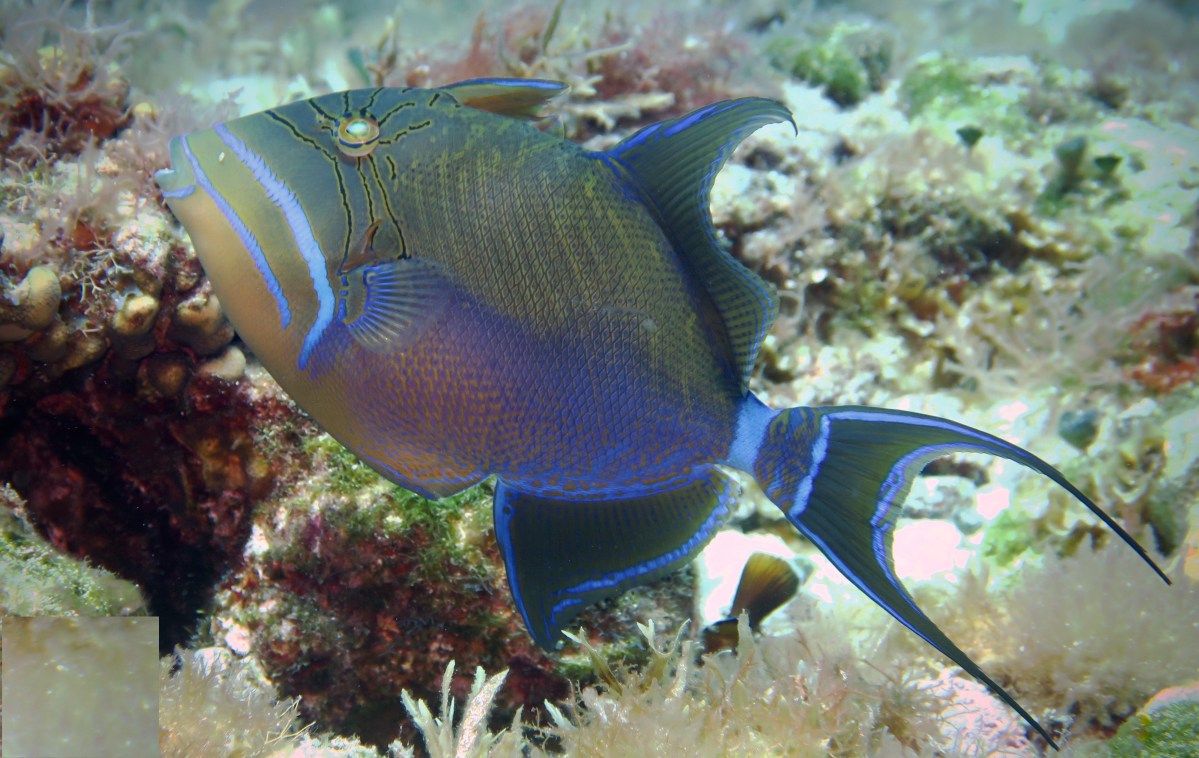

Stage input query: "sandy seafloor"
[{"left": 1, "top": 0, "right": 1197, "bottom": 755}]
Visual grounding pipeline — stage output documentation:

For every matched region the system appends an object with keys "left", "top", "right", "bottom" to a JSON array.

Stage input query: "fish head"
[{"left": 154, "top": 89, "right": 439, "bottom": 370}]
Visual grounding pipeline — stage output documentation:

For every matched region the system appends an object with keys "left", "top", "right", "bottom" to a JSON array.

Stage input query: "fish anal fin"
[
  {"left": 603, "top": 98, "right": 794, "bottom": 390},
  {"left": 441, "top": 77, "right": 567, "bottom": 119},
  {"left": 493, "top": 469, "right": 739, "bottom": 649}
]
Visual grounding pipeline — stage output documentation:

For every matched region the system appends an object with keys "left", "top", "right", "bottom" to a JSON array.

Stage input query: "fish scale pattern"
[{"left": 384, "top": 112, "right": 741, "bottom": 492}]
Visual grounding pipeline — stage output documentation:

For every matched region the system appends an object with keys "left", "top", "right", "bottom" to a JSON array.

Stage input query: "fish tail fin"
[{"left": 729, "top": 398, "right": 1171, "bottom": 749}]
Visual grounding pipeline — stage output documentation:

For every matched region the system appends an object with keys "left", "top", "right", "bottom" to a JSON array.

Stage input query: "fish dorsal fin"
[
  {"left": 604, "top": 98, "right": 794, "bottom": 390},
  {"left": 441, "top": 77, "right": 567, "bottom": 119},
  {"left": 493, "top": 468, "right": 739, "bottom": 649},
  {"left": 337, "top": 256, "right": 448, "bottom": 353}
]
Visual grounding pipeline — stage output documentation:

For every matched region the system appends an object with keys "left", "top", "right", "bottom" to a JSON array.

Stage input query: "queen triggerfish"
[{"left": 155, "top": 77, "right": 1168, "bottom": 748}]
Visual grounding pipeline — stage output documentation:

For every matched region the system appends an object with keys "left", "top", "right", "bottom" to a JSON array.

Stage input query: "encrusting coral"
[{"left": 0, "top": 265, "right": 60, "bottom": 341}]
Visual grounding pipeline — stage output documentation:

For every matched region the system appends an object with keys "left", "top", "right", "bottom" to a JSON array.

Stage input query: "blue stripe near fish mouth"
[
  {"left": 176, "top": 137, "right": 292, "bottom": 329},
  {"left": 158, "top": 181, "right": 195, "bottom": 199},
  {"left": 214, "top": 123, "right": 335, "bottom": 370}
]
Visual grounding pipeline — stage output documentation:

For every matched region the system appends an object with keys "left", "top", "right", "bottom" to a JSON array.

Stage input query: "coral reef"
[
  {"left": 206, "top": 432, "right": 698, "bottom": 748},
  {"left": 0, "top": 484, "right": 145, "bottom": 616},
  {"left": 356, "top": 2, "right": 755, "bottom": 137},
  {"left": 0, "top": 5, "right": 132, "bottom": 164},
  {"left": 0, "top": 4, "right": 291, "bottom": 654}
]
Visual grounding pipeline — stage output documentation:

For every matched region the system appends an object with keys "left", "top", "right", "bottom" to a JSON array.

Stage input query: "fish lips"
[{"left": 154, "top": 136, "right": 197, "bottom": 202}]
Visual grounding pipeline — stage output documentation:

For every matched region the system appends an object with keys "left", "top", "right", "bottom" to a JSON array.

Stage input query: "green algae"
[
  {"left": 0, "top": 487, "right": 146, "bottom": 616},
  {"left": 299, "top": 432, "right": 493, "bottom": 577},
  {"left": 897, "top": 53, "right": 1032, "bottom": 142},
  {"left": 768, "top": 24, "right": 891, "bottom": 107},
  {"left": 302, "top": 432, "right": 390, "bottom": 497},
  {"left": 1110, "top": 701, "right": 1199, "bottom": 758}
]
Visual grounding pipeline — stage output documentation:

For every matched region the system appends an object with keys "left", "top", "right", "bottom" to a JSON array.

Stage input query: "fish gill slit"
[
  {"left": 367, "top": 155, "right": 407, "bottom": 258},
  {"left": 378, "top": 100, "right": 415, "bottom": 127}
]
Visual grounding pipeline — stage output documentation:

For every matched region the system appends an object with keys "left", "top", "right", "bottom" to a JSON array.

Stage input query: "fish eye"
[{"left": 336, "top": 115, "right": 380, "bottom": 157}]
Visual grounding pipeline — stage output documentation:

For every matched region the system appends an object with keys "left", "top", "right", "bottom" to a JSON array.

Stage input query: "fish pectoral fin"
[
  {"left": 339, "top": 257, "right": 448, "bottom": 353},
  {"left": 441, "top": 77, "right": 567, "bottom": 119},
  {"left": 493, "top": 468, "right": 740, "bottom": 649},
  {"left": 603, "top": 98, "right": 794, "bottom": 390}
]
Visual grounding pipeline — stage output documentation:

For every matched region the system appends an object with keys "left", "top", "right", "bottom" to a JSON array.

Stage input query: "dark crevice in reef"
[{"left": 0, "top": 355, "right": 279, "bottom": 652}]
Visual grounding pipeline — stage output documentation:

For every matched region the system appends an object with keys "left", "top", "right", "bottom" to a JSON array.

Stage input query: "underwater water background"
[{"left": 0, "top": 0, "right": 1197, "bottom": 755}]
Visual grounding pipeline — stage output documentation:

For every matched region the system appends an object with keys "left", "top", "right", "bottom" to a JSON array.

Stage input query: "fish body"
[
  {"left": 161, "top": 84, "right": 736, "bottom": 498},
  {"left": 157, "top": 78, "right": 1168, "bottom": 748}
]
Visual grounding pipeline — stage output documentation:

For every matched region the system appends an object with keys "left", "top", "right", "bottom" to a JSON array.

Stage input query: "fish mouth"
[{"left": 154, "top": 136, "right": 196, "bottom": 200}]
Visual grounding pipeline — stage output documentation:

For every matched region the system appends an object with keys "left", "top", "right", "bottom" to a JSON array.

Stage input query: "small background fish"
[{"left": 701, "top": 552, "right": 800, "bottom": 654}]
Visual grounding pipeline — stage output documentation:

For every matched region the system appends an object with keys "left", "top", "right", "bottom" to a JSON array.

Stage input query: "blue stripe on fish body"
[
  {"left": 791, "top": 413, "right": 828, "bottom": 521},
  {"left": 213, "top": 123, "right": 334, "bottom": 369},
  {"left": 663, "top": 100, "right": 739, "bottom": 137},
  {"left": 609, "top": 122, "right": 660, "bottom": 154},
  {"left": 179, "top": 137, "right": 292, "bottom": 329},
  {"left": 492, "top": 484, "right": 533, "bottom": 637},
  {"left": 160, "top": 184, "right": 195, "bottom": 200}
]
